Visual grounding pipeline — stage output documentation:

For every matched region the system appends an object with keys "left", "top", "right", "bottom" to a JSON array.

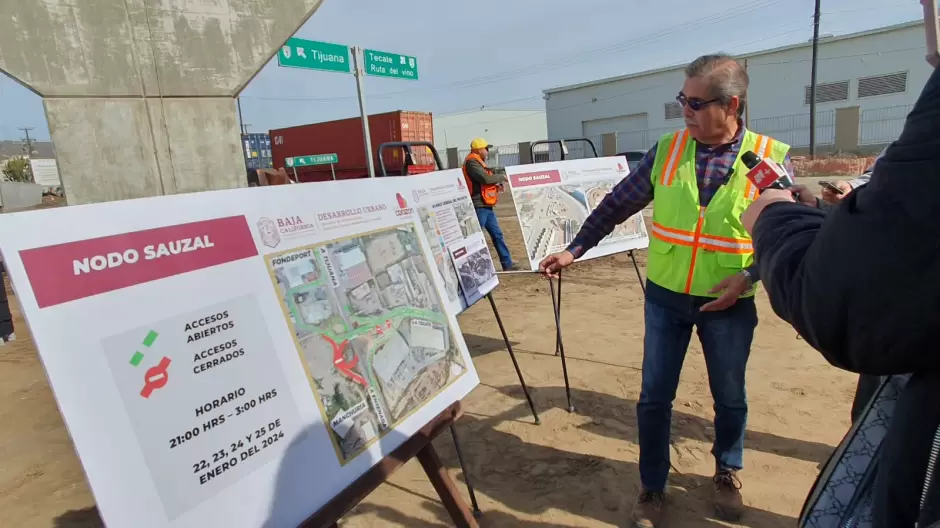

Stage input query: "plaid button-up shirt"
[{"left": 567, "top": 124, "right": 795, "bottom": 284}]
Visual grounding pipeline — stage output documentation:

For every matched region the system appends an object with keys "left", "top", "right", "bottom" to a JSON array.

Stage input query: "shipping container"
[
  {"left": 269, "top": 111, "right": 434, "bottom": 182},
  {"left": 242, "top": 133, "right": 273, "bottom": 170}
]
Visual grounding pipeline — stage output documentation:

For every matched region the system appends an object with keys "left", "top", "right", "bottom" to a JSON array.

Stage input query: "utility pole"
[
  {"left": 237, "top": 97, "right": 246, "bottom": 135},
  {"left": 18, "top": 127, "right": 34, "bottom": 157},
  {"left": 743, "top": 58, "right": 750, "bottom": 129},
  {"left": 352, "top": 46, "right": 376, "bottom": 178},
  {"left": 809, "top": 0, "right": 821, "bottom": 158},
  {"left": 18, "top": 127, "right": 35, "bottom": 183}
]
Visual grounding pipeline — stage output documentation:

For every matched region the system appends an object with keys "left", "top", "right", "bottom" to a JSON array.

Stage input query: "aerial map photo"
[
  {"left": 583, "top": 180, "right": 648, "bottom": 246},
  {"left": 513, "top": 185, "right": 590, "bottom": 264},
  {"left": 266, "top": 225, "right": 467, "bottom": 464}
]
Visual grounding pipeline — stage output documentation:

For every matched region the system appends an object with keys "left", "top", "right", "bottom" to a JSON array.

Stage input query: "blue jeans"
[
  {"left": 637, "top": 281, "right": 758, "bottom": 492},
  {"left": 475, "top": 207, "right": 513, "bottom": 269}
]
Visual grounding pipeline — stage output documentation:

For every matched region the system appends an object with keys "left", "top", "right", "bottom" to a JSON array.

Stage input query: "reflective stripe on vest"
[{"left": 647, "top": 128, "right": 790, "bottom": 297}]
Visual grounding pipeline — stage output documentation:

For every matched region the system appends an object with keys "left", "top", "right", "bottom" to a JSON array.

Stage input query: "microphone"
[{"left": 742, "top": 151, "right": 792, "bottom": 192}]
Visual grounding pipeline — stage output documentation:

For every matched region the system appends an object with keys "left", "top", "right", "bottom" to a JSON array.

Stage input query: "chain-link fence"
[{"left": 859, "top": 104, "right": 912, "bottom": 146}]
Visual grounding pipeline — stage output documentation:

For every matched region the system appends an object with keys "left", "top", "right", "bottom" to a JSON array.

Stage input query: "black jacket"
[{"left": 752, "top": 65, "right": 940, "bottom": 527}]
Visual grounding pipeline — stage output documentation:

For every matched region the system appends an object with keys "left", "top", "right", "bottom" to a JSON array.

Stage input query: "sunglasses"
[{"left": 676, "top": 92, "right": 720, "bottom": 111}]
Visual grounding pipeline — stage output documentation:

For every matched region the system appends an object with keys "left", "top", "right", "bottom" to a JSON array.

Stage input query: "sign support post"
[
  {"left": 352, "top": 47, "right": 376, "bottom": 179},
  {"left": 330, "top": 163, "right": 336, "bottom": 180}
]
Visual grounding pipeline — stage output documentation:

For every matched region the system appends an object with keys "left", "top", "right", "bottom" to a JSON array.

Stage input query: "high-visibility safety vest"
[
  {"left": 647, "top": 129, "right": 790, "bottom": 298},
  {"left": 462, "top": 152, "right": 500, "bottom": 206}
]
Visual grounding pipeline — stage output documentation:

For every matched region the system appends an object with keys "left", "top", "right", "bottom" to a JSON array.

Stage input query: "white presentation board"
[
  {"left": 405, "top": 170, "right": 499, "bottom": 313},
  {"left": 28, "top": 158, "right": 62, "bottom": 187},
  {"left": 505, "top": 156, "right": 650, "bottom": 270},
  {"left": 0, "top": 173, "right": 480, "bottom": 528}
]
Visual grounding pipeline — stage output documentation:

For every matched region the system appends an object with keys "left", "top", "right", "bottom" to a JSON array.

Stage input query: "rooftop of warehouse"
[{"left": 543, "top": 19, "right": 923, "bottom": 94}]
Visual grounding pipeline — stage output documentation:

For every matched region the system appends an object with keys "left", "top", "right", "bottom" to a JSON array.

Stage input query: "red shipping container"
[{"left": 269, "top": 110, "right": 435, "bottom": 182}]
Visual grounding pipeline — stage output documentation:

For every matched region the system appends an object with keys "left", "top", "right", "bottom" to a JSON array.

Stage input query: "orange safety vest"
[{"left": 462, "top": 152, "right": 500, "bottom": 206}]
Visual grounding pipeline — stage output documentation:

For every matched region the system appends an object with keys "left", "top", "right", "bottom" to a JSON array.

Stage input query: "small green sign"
[
  {"left": 285, "top": 153, "right": 339, "bottom": 167},
  {"left": 278, "top": 38, "right": 351, "bottom": 73},
  {"left": 363, "top": 49, "right": 418, "bottom": 80}
]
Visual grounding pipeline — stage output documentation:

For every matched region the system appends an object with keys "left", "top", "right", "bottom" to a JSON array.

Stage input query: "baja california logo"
[
  {"left": 617, "top": 162, "right": 627, "bottom": 173},
  {"left": 275, "top": 215, "right": 316, "bottom": 236},
  {"left": 411, "top": 188, "right": 429, "bottom": 203},
  {"left": 457, "top": 177, "right": 466, "bottom": 192},
  {"left": 257, "top": 217, "right": 281, "bottom": 248},
  {"left": 394, "top": 193, "right": 414, "bottom": 217}
]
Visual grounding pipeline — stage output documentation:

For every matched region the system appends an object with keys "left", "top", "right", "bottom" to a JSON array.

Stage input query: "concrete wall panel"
[
  {"left": 146, "top": 98, "right": 246, "bottom": 195},
  {"left": 1, "top": 0, "right": 325, "bottom": 97},
  {"left": 44, "top": 98, "right": 165, "bottom": 204},
  {"left": 0, "top": 182, "right": 44, "bottom": 211},
  {"left": 0, "top": 1, "right": 143, "bottom": 96}
]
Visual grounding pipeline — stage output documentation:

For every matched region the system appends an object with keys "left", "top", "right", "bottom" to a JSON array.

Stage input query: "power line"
[
  {"left": 748, "top": 46, "right": 923, "bottom": 66},
  {"left": 436, "top": 38, "right": 923, "bottom": 131},
  {"left": 242, "top": 0, "right": 789, "bottom": 104},
  {"left": 820, "top": 3, "right": 912, "bottom": 15}
]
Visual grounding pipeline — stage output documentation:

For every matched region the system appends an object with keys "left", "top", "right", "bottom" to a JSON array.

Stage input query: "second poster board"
[
  {"left": 404, "top": 171, "right": 499, "bottom": 312},
  {"left": 505, "top": 157, "right": 650, "bottom": 270}
]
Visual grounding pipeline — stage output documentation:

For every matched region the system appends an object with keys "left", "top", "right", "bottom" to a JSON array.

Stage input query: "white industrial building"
[
  {"left": 433, "top": 109, "right": 547, "bottom": 152},
  {"left": 544, "top": 20, "right": 932, "bottom": 153}
]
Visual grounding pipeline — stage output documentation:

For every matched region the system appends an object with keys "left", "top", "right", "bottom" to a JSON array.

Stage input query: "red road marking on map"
[{"left": 322, "top": 335, "right": 367, "bottom": 387}]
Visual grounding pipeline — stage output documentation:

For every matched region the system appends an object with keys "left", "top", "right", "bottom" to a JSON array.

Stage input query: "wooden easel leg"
[{"left": 416, "top": 443, "right": 479, "bottom": 528}]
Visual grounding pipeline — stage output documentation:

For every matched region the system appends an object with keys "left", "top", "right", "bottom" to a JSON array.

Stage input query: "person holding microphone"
[
  {"left": 540, "top": 54, "right": 793, "bottom": 527},
  {"left": 740, "top": 62, "right": 940, "bottom": 527}
]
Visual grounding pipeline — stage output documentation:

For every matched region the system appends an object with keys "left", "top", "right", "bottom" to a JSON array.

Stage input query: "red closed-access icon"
[{"left": 140, "top": 356, "right": 172, "bottom": 398}]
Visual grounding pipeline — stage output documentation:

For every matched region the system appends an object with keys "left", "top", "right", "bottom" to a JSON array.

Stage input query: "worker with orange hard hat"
[{"left": 462, "top": 138, "right": 518, "bottom": 270}]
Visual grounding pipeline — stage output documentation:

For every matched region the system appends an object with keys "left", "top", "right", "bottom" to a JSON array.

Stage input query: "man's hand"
[
  {"left": 741, "top": 188, "right": 795, "bottom": 236},
  {"left": 789, "top": 184, "right": 817, "bottom": 207},
  {"left": 539, "top": 250, "right": 575, "bottom": 278},
  {"left": 700, "top": 272, "right": 752, "bottom": 312},
  {"left": 821, "top": 180, "right": 853, "bottom": 204}
]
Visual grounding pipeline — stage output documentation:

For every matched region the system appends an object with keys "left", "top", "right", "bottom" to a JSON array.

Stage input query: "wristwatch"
[{"left": 739, "top": 269, "right": 754, "bottom": 287}]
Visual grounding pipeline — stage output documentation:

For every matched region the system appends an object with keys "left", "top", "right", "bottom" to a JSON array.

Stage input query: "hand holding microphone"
[
  {"left": 742, "top": 151, "right": 793, "bottom": 191},
  {"left": 740, "top": 150, "right": 804, "bottom": 235}
]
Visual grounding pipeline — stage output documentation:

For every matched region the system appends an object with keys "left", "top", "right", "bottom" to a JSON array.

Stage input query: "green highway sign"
[
  {"left": 285, "top": 153, "right": 339, "bottom": 167},
  {"left": 363, "top": 49, "right": 418, "bottom": 80},
  {"left": 278, "top": 38, "right": 350, "bottom": 73}
]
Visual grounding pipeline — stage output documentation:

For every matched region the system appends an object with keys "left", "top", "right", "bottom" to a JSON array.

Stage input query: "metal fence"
[
  {"left": 859, "top": 104, "right": 912, "bottom": 145},
  {"left": 616, "top": 125, "right": 683, "bottom": 152},
  {"left": 462, "top": 105, "right": 905, "bottom": 166},
  {"left": 749, "top": 110, "right": 835, "bottom": 148},
  {"left": 530, "top": 135, "right": 604, "bottom": 163},
  {"left": 455, "top": 142, "right": 521, "bottom": 168}
]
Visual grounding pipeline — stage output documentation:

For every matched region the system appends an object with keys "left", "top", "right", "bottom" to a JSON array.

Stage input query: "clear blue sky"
[{"left": 0, "top": 0, "right": 926, "bottom": 141}]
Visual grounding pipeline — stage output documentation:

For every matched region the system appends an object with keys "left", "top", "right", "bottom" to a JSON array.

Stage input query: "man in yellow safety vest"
[{"left": 540, "top": 54, "right": 792, "bottom": 528}]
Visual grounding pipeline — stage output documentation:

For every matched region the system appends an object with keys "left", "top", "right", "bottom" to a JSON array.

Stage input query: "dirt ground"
[{"left": 0, "top": 189, "right": 857, "bottom": 528}]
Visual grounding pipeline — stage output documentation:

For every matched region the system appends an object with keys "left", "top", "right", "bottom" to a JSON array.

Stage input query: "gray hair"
[{"left": 684, "top": 54, "right": 748, "bottom": 117}]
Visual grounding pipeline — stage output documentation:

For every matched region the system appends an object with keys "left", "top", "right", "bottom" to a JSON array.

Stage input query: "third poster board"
[{"left": 505, "top": 156, "right": 650, "bottom": 270}]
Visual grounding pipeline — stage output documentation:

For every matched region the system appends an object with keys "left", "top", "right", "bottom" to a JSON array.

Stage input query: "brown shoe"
[
  {"left": 713, "top": 469, "right": 744, "bottom": 521},
  {"left": 631, "top": 490, "right": 664, "bottom": 528}
]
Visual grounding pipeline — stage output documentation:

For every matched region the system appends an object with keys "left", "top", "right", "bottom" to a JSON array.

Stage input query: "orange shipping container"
[{"left": 270, "top": 110, "right": 434, "bottom": 182}]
